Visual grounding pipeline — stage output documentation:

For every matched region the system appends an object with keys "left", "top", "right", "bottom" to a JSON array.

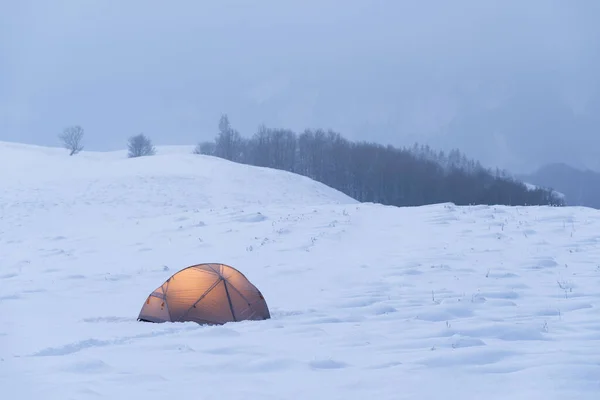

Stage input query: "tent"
[{"left": 138, "top": 263, "right": 270, "bottom": 325}]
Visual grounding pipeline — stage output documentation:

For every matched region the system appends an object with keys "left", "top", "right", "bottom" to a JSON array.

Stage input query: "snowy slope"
[
  {"left": 2, "top": 142, "right": 600, "bottom": 399},
  {"left": 524, "top": 181, "right": 566, "bottom": 202}
]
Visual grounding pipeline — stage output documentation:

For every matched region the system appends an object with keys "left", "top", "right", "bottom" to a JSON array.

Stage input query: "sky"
[{"left": 2, "top": 0, "right": 599, "bottom": 173}]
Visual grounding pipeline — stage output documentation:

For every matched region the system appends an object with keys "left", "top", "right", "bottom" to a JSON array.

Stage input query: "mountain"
[{"left": 520, "top": 162, "right": 600, "bottom": 209}]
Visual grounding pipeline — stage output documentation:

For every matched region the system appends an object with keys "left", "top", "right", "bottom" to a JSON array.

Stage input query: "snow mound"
[{"left": 0, "top": 141, "right": 356, "bottom": 214}]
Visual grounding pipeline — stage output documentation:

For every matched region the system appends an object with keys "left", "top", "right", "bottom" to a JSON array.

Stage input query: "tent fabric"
[{"left": 138, "top": 263, "right": 270, "bottom": 325}]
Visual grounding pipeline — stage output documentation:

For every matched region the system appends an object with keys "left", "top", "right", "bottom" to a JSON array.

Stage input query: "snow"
[
  {"left": 524, "top": 181, "right": 566, "bottom": 201},
  {"left": 2, "top": 142, "right": 600, "bottom": 399}
]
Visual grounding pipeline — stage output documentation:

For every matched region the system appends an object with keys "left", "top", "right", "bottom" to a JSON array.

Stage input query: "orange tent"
[{"left": 138, "top": 263, "right": 270, "bottom": 325}]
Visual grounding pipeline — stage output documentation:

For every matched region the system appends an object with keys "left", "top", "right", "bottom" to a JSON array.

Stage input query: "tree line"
[{"left": 195, "top": 115, "right": 564, "bottom": 207}]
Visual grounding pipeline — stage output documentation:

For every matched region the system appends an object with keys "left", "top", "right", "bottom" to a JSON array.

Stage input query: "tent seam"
[
  {"left": 223, "top": 281, "right": 237, "bottom": 322},
  {"left": 178, "top": 277, "right": 223, "bottom": 321}
]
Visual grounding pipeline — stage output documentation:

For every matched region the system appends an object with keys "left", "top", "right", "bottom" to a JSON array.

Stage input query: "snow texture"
[{"left": 1, "top": 142, "right": 599, "bottom": 399}]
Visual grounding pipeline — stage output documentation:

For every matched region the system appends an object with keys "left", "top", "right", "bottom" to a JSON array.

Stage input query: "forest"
[{"left": 194, "top": 115, "right": 564, "bottom": 207}]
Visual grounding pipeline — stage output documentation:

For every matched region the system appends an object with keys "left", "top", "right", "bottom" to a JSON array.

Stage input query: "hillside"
[
  {"left": 2, "top": 142, "right": 600, "bottom": 400},
  {"left": 0, "top": 141, "right": 355, "bottom": 213},
  {"left": 520, "top": 162, "right": 600, "bottom": 209},
  {"left": 197, "top": 121, "right": 564, "bottom": 207}
]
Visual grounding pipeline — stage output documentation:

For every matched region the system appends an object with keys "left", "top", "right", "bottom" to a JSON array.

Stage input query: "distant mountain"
[{"left": 519, "top": 163, "right": 600, "bottom": 209}]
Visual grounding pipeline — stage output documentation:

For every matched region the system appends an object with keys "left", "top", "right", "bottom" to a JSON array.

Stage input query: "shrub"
[{"left": 127, "top": 133, "right": 156, "bottom": 158}]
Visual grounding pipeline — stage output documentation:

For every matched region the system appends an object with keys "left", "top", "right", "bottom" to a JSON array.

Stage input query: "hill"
[
  {"left": 1, "top": 142, "right": 599, "bottom": 400},
  {"left": 520, "top": 162, "right": 600, "bottom": 209},
  {"left": 196, "top": 119, "right": 565, "bottom": 208},
  {"left": 0, "top": 141, "right": 356, "bottom": 210}
]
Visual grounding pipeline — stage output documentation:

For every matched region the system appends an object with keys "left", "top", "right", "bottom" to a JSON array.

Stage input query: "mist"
[{"left": 2, "top": 0, "right": 599, "bottom": 173}]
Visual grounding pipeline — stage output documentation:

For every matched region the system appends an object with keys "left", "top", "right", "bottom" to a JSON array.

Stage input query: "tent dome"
[{"left": 138, "top": 263, "right": 270, "bottom": 325}]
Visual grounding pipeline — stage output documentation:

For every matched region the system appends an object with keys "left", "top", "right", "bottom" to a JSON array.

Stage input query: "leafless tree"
[
  {"left": 127, "top": 133, "right": 156, "bottom": 158},
  {"left": 59, "top": 125, "right": 84, "bottom": 156},
  {"left": 214, "top": 114, "right": 244, "bottom": 162}
]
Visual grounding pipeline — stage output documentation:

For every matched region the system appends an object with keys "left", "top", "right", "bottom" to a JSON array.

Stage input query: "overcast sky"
[{"left": 2, "top": 0, "right": 599, "bottom": 173}]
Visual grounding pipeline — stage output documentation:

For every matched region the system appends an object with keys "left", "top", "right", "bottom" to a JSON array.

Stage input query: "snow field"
[{"left": 1, "top": 143, "right": 600, "bottom": 399}]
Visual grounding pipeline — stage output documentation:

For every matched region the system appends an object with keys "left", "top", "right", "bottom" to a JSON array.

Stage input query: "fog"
[{"left": 2, "top": 0, "right": 599, "bottom": 173}]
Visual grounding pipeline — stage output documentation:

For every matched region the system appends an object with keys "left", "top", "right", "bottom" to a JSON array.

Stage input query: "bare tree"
[
  {"left": 59, "top": 125, "right": 84, "bottom": 156},
  {"left": 127, "top": 133, "right": 156, "bottom": 158},
  {"left": 214, "top": 114, "right": 244, "bottom": 162}
]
